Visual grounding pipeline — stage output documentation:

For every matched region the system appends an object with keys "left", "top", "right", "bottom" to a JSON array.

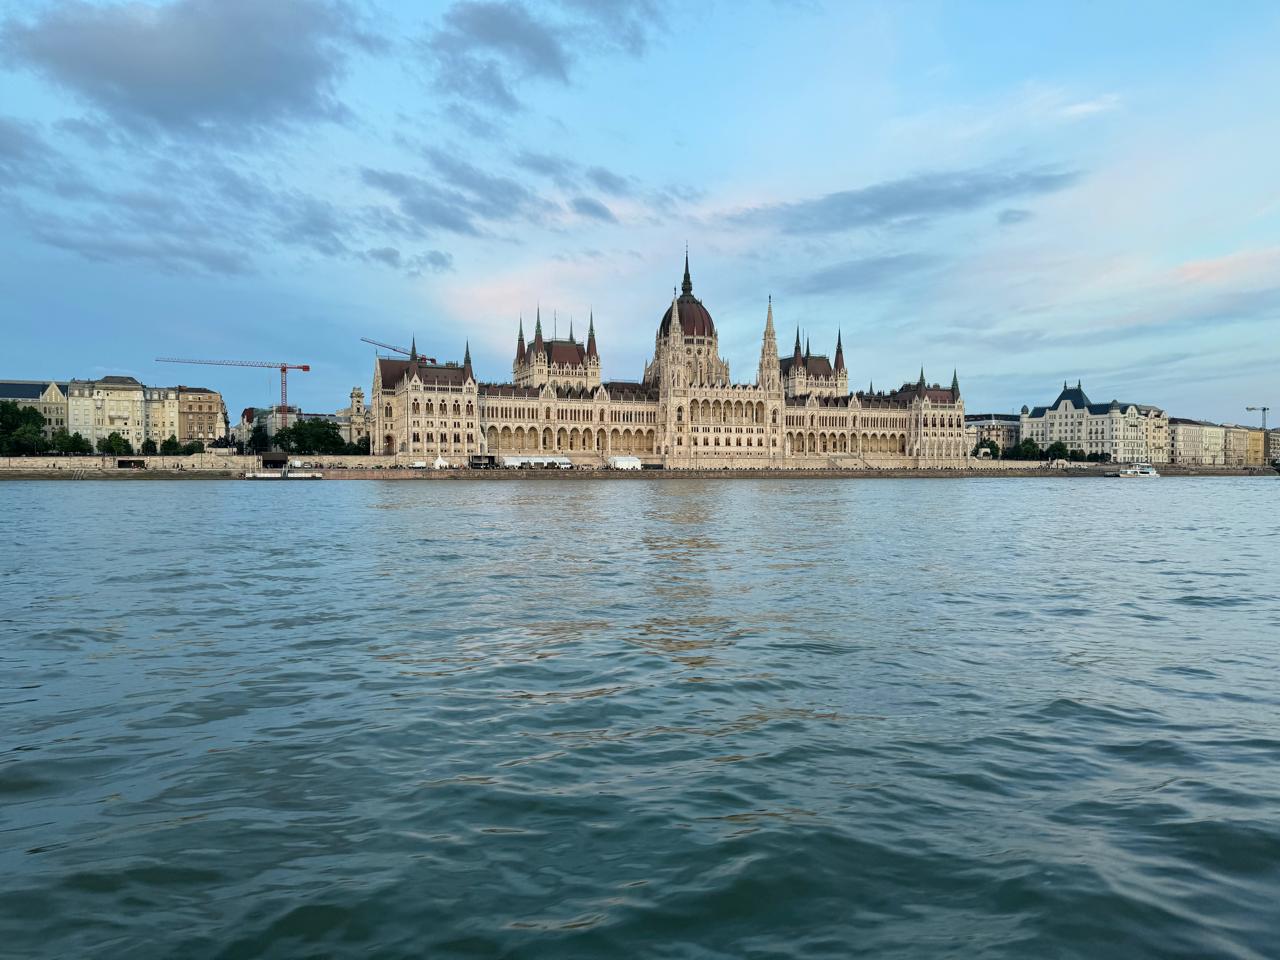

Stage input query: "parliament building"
[{"left": 371, "top": 257, "right": 967, "bottom": 468}]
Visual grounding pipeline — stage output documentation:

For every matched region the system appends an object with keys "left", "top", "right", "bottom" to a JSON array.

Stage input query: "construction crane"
[
  {"left": 360, "top": 337, "right": 435, "bottom": 364},
  {"left": 157, "top": 358, "right": 310, "bottom": 429},
  {"left": 1246, "top": 405, "right": 1270, "bottom": 431}
]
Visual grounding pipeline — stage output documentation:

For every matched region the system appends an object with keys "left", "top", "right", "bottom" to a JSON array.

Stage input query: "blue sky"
[{"left": 2, "top": 0, "right": 1278, "bottom": 423}]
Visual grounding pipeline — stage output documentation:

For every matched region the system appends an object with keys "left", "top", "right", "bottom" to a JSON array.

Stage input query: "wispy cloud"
[
  {"left": 732, "top": 165, "right": 1081, "bottom": 235},
  {"left": 0, "top": 0, "right": 381, "bottom": 140}
]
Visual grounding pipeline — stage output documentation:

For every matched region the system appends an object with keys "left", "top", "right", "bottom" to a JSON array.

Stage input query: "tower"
[{"left": 757, "top": 296, "right": 780, "bottom": 392}]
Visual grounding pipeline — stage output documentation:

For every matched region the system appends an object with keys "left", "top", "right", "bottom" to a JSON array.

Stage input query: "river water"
[{"left": 2, "top": 478, "right": 1278, "bottom": 959}]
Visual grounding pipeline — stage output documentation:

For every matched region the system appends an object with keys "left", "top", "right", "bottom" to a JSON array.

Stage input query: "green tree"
[
  {"left": 345, "top": 435, "right": 370, "bottom": 455},
  {"left": 181, "top": 440, "right": 205, "bottom": 455},
  {"left": 1045, "top": 441, "right": 1070, "bottom": 460},
  {"left": 141, "top": 438, "right": 158, "bottom": 455},
  {"left": 96, "top": 432, "right": 133, "bottom": 455},
  {"left": 0, "top": 401, "right": 48, "bottom": 455},
  {"left": 248, "top": 422, "right": 271, "bottom": 453},
  {"left": 53, "top": 430, "right": 93, "bottom": 455},
  {"left": 160, "top": 434, "right": 182, "bottom": 455},
  {"left": 275, "top": 420, "right": 345, "bottom": 455}
]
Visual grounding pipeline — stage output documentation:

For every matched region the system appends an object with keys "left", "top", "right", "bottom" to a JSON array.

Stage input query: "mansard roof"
[
  {"left": 604, "top": 380, "right": 659, "bottom": 401},
  {"left": 0, "top": 380, "right": 67, "bottom": 399},
  {"left": 378, "top": 357, "right": 469, "bottom": 388},
  {"left": 478, "top": 383, "right": 541, "bottom": 398},
  {"left": 526, "top": 337, "right": 588, "bottom": 367},
  {"left": 1026, "top": 382, "right": 1162, "bottom": 418}
]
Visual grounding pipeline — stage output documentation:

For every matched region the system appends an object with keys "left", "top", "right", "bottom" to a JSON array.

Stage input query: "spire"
[
  {"left": 792, "top": 326, "right": 803, "bottom": 369},
  {"left": 919, "top": 367, "right": 927, "bottom": 387},
  {"left": 463, "top": 340, "right": 473, "bottom": 380},
  {"left": 834, "top": 329, "right": 845, "bottom": 372},
  {"left": 668, "top": 294, "right": 681, "bottom": 343},
  {"left": 515, "top": 316, "right": 526, "bottom": 363},
  {"left": 586, "top": 311, "right": 598, "bottom": 359},
  {"left": 681, "top": 247, "right": 693, "bottom": 297},
  {"left": 805, "top": 337, "right": 811, "bottom": 361},
  {"left": 951, "top": 368, "right": 960, "bottom": 396},
  {"left": 765, "top": 295, "right": 775, "bottom": 339},
  {"left": 533, "top": 306, "right": 544, "bottom": 349},
  {"left": 568, "top": 316, "right": 575, "bottom": 343}
]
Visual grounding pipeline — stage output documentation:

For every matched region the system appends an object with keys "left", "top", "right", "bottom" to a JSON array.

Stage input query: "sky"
[{"left": 2, "top": 0, "right": 1278, "bottom": 424}]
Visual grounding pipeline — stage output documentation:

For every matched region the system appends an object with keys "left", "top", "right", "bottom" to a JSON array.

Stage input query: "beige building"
[
  {"left": 1168, "top": 418, "right": 1226, "bottom": 466},
  {"left": 177, "top": 386, "right": 227, "bottom": 444},
  {"left": 1222, "top": 426, "right": 1251, "bottom": 467},
  {"left": 964, "top": 414, "right": 1020, "bottom": 455},
  {"left": 1245, "top": 427, "right": 1265, "bottom": 466},
  {"left": 337, "top": 388, "right": 369, "bottom": 446},
  {"left": 1020, "top": 381, "right": 1169, "bottom": 463},
  {"left": 68, "top": 376, "right": 148, "bottom": 449},
  {"left": 0, "top": 381, "right": 68, "bottom": 437},
  {"left": 66, "top": 376, "right": 226, "bottom": 450},
  {"left": 372, "top": 258, "right": 968, "bottom": 467}
]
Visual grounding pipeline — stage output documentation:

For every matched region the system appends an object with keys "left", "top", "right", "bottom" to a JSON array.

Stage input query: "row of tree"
[
  {"left": 972, "top": 437, "right": 1112, "bottom": 462},
  {"left": 0, "top": 401, "right": 212, "bottom": 456}
]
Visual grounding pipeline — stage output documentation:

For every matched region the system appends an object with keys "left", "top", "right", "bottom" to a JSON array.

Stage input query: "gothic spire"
[
  {"left": 951, "top": 368, "right": 960, "bottom": 396},
  {"left": 805, "top": 336, "right": 811, "bottom": 361},
  {"left": 764, "top": 296, "right": 775, "bottom": 340},
  {"left": 681, "top": 247, "right": 693, "bottom": 297},
  {"left": 834, "top": 329, "right": 845, "bottom": 372},
  {"left": 409, "top": 336, "right": 418, "bottom": 362},
  {"left": 587, "top": 311, "right": 598, "bottom": 359},
  {"left": 533, "top": 305, "right": 544, "bottom": 347},
  {"left": 515, "top": 316, "right": 526, "bottom": 363},
  {"left": 463, "top": 340, "right": 473, "bottom": 380}
]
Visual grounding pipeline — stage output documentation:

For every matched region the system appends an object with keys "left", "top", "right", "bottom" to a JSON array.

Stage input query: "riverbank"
[{"left": 0, "top": 466, "right": 1272, "bottom": 480}]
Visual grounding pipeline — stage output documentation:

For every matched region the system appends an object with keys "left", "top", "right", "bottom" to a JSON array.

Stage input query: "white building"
[
  {"left": 1020, "top": 381, "right": 1169, "bottom": 464},
  {"left": 1168, "top": 418, "right": 1226, "bottom": 466}
]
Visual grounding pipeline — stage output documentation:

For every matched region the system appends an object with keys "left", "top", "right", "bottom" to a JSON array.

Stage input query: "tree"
[
  {"left": 0, "top": 401, "right": 48, "bottom": 455},
  {"left": 160, "top": 435, "right": 182, "bottom": 455},
  {"left": 971, "top": 439, "right": 1000, "bottom": 459},
  {"left": 1005, "top": 438, "right": 1045, "bottom": 461},
  {"left": 181, "top": 440, "right": 205, "bottom": 455},
  {"left": 1045, "top": 441, "right": 1070, "bottom": 461},
  {"left": 51, "top": 430, "right": 93, "bottom": 455},
  {"left": 274, "top": 419, "right": 345, "bottom": 455},
  {"left": 345, "top": 435, "right": 370, "bottom": 455},
  {"left": 248, "top": 422, "right": 270, "bottom": 454},
  {"left": 96, "top": 432, "right": 133, "bottom": 455},
  {"left": 141, "top": 438, "right": 158, "bottom": 455}
]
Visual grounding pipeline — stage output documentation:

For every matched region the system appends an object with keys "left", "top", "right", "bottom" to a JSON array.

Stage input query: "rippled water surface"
[{"left": 3, "top": 477, "right": 1279, "bottom": 959}]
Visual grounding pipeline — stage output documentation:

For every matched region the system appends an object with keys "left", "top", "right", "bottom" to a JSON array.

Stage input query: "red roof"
[{"left": 659, "top": 294, "right": 715, "bottom": 338}]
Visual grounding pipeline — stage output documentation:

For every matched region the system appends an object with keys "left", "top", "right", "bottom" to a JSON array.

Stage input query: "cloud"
[
  {"left": 1060, "top": 94, "right": 1121, "bottom": 118},
  {"left": 0, "top": 0, "right": 378, "bottom": 139},
  {"left": 733, "top": 165, "right": 1080, "bottom": 235},
  {"left": 790, "top": 252, "right": 937, "bottom": 295},
  {"left": 585, "top": 165, "right": 633, "bottom": 196},
  {"left": 422, "top": 0, "right": 662, "bottom": 113},
  {"left": 362, "top": 246, "right": 454, "bottom": 275},
  {"left": 998, "top": 208, "right": 1033, "bottom": 226},
  {"left": 570, "top": 196, "right": 617, "bottom": 222}
]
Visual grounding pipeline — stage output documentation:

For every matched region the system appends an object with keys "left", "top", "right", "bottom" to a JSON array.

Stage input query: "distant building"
[
  {"left": 0, "top": 380, "right": 68, "bottom": 438},
  {"left": 1020, "top": 381, "right": 1169, "bottom": 463},
  {"left": 964, "top": 414, "right": 1020, "bottom": 454},
  {"left": 1244, "top": 427, "right": 1266, "bottom": 466},
  {"left": 66, "top": 376, "right": 226, "bottom": 449},
  {"left": 1222, "top": 425, "right": 1252, "bottom": 467},
  {"left": 177, "top": 386, "right": 228, "bottom": 444},
  {"left": 1268, "top": 430, "right": 1280, "bottom": 464},
  {"left": 336, "top": 387, "right": 369, "bottom": 446},
  {"left": 1168, "top": 418, "right": 1226, "bottom": 466},
  {"left": 372, "top": 258, "right": 968, "bottom": 466}
]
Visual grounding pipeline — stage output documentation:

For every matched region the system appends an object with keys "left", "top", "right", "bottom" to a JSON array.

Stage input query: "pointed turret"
[
  {"left": 758, "top": 296, "right": 780, "bottom": 390},
  {"left": 834, "top": 330, "right": 845, "bottom": 372},
  {"left": 463, "top": 341, "right": 473, "bottom": 380},
  {"left": 805, "top": 337, "right": 811, "bottom": 362},
  {"left": 533, "top": 306, "right": 544, "bottom": 350},
  {"left": 586, "top": 312, "right": 598, "bottom": 359},
  {"left": 681, "top": 248, "right": 693, "bottom": 297},
  {"left": 515, "top": 317, "right": 526, "bottom": 363},
  {"left": 568, "top": 317, "right": 575, "bottom": 343},
  {"left": 409, "top": 336, "right": 418, "bottom": 363},
  {"left": 792, "top": 327, "right": 803, "bottom": 368},
  {"left": 951, "top": 369, "right": 960, "bottom": 398}
]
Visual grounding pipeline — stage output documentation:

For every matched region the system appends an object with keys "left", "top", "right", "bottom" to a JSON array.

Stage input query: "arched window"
[
  {"left": 676, "top": 406, "right": 684, "bottom": 422},
  {"left": 384, "top": 404, "right": 392, "bottom": 418}
]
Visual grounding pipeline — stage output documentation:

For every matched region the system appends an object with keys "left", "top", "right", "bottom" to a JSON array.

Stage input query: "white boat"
[{"left": 1116, "top": 463, "right": 1159, "bottom": 477}]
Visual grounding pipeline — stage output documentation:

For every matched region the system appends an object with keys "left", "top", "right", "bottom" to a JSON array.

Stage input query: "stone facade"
[
  {"left": 0, "top": 381, "right": 68, "bottom": 438},
  {"left": 337, "top": 388, "right": 370, "bottom": 446},
  {"left": 1169, "top": 418, "right": 1226, "bottom": 466},
  {"left": 1020, "top": 381, "right": 1169, "bottom": 464},
  {"left": 372, "top": 258, "right": 968, "bottom": 467},
  {"left": 177, "top": 386, "right": 228, "bottom": 444},
  {"left": 964, "top": 414, "right": 1021, "bottom": 454}
]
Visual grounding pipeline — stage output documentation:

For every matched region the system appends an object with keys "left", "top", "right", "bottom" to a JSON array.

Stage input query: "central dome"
[{"left": 658, "top": 253, "right": 716, "bottom": 339}]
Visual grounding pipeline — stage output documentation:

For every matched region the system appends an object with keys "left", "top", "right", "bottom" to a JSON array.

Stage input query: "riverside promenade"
[{"left": 0, "top": 454, "right": 1271, "bottom": 481}]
